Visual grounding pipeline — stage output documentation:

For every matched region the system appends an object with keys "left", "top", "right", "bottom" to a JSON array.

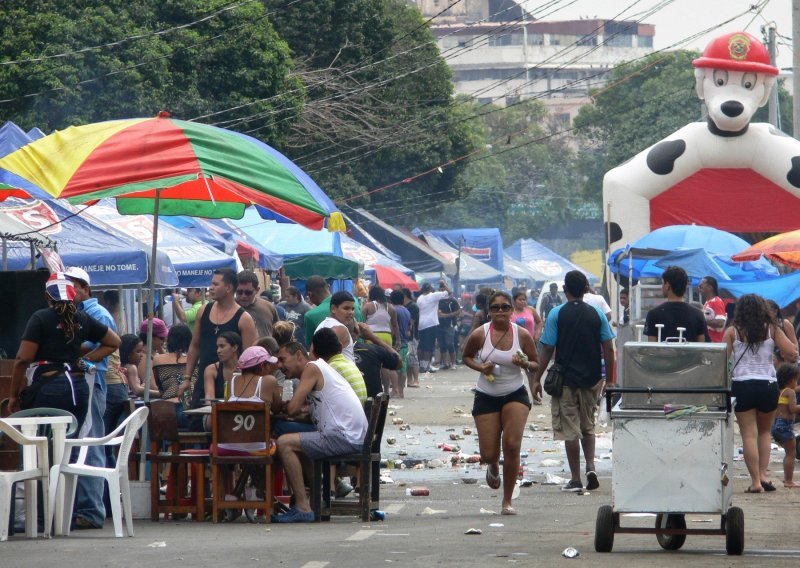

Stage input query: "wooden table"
[{"left": 3, "top": 415, "right": 73, "bottom": 537}]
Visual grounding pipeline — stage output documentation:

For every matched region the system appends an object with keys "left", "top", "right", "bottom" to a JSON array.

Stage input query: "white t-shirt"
[
  {"left": 315, "top": 317, "right": 355, "bottom": 362},
  {"left": 307, "top": 360, "right": 368, "bottom": 445},
  {"left": 584, "top": 293, "right": 611, "bottom": 319},
  {"left": 417, "top": 291, "right": 450, "bottom": 331}
]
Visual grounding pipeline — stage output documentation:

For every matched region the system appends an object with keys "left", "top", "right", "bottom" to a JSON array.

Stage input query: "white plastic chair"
[
  {"left": 0, "top": 419, "right": 50, "bottom": 541},
  {"left": 48, "top": 406, "right": 148, "bottom": 538}
]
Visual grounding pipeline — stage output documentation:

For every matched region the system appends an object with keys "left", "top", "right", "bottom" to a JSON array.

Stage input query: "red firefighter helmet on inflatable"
[{"left": 692, "top": 31, "right": 778, "bottom": 76}]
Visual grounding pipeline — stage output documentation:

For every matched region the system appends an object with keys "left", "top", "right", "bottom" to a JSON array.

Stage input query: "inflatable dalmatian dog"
[{"left": 603, "top": 31, "right": 800, "bottom": 249}]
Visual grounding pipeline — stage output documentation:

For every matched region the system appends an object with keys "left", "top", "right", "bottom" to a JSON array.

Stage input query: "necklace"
[
  {"left": 211, "top": 302, "right": 237, "bottom": 335},
  {"left": 235, "top": 373, "right": 257, "bottom": 399},
  {"left": 481, "top": 324, "right": 510, "bottom": 362}
]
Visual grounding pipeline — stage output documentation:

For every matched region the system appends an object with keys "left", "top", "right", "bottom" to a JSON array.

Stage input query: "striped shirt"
[{"left": 327, "top": 353, "right": 367, "bottom": 404}]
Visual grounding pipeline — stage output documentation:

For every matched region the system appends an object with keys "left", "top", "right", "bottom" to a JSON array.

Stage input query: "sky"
[{"left": 521, "top": 0, "right": 793, "bottom": 70}]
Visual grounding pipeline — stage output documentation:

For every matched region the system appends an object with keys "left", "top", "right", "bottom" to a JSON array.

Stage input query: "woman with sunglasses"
[{"left": 462, "top": 291, "right": 539, "bottom": 515}]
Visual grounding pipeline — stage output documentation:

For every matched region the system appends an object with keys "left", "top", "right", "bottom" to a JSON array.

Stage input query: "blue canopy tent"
[
  {"left": 344, "top": 215, "right": 403, "bottom": 262},
  {"left": 87, "top": 201, "right": 236, "bottom": 287},
  {"left": 204, "top": 218, "right": 282, "bottom": 270},
  {"left": 503, "top": 254, "right": 535, "bottom": 282},
  {"left": 232, "top": 209, "right": 356, "bottom": 292},
  {"left": 505, "top": 238, "right": 598, "bottom": 283},
  {"left": 163, "top": 215, "right": 238, "bottom": 256},
  {"left": 608, "top": 225, "right": 778, "bottom": 284},
  {"left": 0, "top": 197, "right": 178, "bottom": 287},
  {"left": 424, "top": 228, "right": 505, "bottom": 272},
  {"left": 0, "top": 122, "right": 33, "bottom": 158}
]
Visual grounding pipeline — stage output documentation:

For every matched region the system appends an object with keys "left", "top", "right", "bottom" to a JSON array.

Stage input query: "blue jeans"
[
  {"left": 102, "top": 383, "right": 129, "bottom": 467},
  {"left": 30, "top": 374, "right": 90, "bottom": 434},
  {"left": 74, "top": 381, "right": 107, "bottom": 527}
]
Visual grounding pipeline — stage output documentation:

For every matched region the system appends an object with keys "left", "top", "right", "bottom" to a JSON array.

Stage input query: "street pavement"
[{"left": 4, "top": 366, "right": 800, "bottom": 567}]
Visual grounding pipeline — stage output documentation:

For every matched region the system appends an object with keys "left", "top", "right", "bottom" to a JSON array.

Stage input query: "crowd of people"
[{"left": 13, "top": 260, "right": 798, "bottom": 527}]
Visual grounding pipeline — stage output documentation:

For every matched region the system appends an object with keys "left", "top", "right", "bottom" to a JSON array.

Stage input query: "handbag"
[{"left": 543, "top": 363, "right": 563, "bottom": 397}]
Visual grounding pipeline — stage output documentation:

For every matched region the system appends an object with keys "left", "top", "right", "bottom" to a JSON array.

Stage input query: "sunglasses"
[
  {"left": 236, "top": 288, "right": 255, "bottom": 296},
  {"left": 489, "top": 303, "right": 513, "bottom": 312}
]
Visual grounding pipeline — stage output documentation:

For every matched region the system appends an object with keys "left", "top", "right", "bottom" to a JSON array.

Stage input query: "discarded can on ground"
[
  {"left": 463, "top": 428, "right": 472, "bottom": 435},
  {"left": 392, "top": 417, "right": 404, "bottom": 425},
  {"left": 518, "top": 465, "right": 524, "bottom": 478},
  {"left": 386, "top": 437, "right": 397, "bottom": 445},
  {"left": 408, "top": 486, "right": 430, "bottom": 496},
  {"left": 465, "top": 454, "right": 481, "bottom": 463},
  {"left": 464, "top": 528, "right": 482, "bottom": 535},
  {"left": 370, "top": 510, "right": 386, "bottom": 521},
  {"left": 562, "top": 547, "right": 580, "bottom": 558}
]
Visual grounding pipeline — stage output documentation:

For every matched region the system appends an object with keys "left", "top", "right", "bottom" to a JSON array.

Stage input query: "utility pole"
[
  {"left": 767, "top": 25, "right": 778, "bottom": 127},
  {"left": 793, "top": 0, "right": 800, "bottom": 137}
]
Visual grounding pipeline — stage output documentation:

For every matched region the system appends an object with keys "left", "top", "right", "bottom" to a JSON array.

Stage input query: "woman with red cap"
[{"left": 10, "top": 272, "right": 121, "bottom": 434}]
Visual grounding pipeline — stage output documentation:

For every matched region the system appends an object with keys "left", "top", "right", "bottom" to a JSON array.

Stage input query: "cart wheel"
[
  {"left": 725, "top": 507, "right": 744, "bottom": 555},
  {"left": 655, "top": 513, "right": 686, "bottom": 550},
  {"left": 594, "top": 505, "right": 615, "bottom": 553}
]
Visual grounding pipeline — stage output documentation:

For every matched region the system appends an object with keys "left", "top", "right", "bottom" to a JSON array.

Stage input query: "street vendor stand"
[{"left": 595, "top": 341, "right": 743, "bottom": 555}]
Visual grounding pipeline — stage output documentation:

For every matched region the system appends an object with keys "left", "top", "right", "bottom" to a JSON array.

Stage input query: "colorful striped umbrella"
[
  {"left": 0, "top": 112, "right": 344, "bottom": 229},
  {"left": 0, "top": 182, "right": 31, "bottom": 201}
]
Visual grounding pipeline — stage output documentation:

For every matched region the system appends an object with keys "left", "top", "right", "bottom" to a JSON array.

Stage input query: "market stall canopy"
[
  {"left": 204, "top": 218, "right": 282, "bottom": 270},
  {"left": 343, "top": 206, "right": 454, "bottom": 274},
  {"left": 505, "top": 238, "right": 597, "bottom": 283},
  {"left": 0, "top": 210, "right": 53, "bottom": 247},
  {"left": 340, "top": 234, "right": 414, "bottom": 276},
  {"left": 503, "top": 254, "right": 535, "bottom": 282},
  {"left": 423, "top": 228, "right": 504, "bottom": 272},
  {"left": 282, "top": 255, "right": 359, "bottom": 281},
  {"left": 419, "top": 231, "right": 501, "bottom": 283},
  {"left": 86, "top": 201, "right": 235, "bottom": 287},
  {"left": 163, "top": 215, "right": 238, "bottom": 256},
  {"left": 232, "top": 208, "right": 342, "bottom": 257},
  {"left": 344, "top": 215, "right": 403, "bottom": 262},
  {"left": 0, "top": 197, "right": 178, "bottom": 287}
]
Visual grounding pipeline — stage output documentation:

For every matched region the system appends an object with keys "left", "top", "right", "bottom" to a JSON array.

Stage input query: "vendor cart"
[{"left": 594, "top": 341, "right": 743, "bottom": 555}]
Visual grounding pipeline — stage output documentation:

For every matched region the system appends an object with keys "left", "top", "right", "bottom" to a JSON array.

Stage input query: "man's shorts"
[
  {"left": 551, "top": 384, "right": 601, "bottom": 442},
  {"left": 437, "top": 325, "right": 456, "bottom": 354},
  {"left": 472, "top": 386, "right": 532, "bottom": 416},
  {"left": 399, "top": 344, "right": 408, "bottom": 374},
  {"left": 419, "top": 326, "right": 438, "bottom": 353},
  {"left": 732, "top": 380, "right": 779, "bottom": 413},
  {"left": 299, "top": 428, "right": 362, "bottom": 460}
]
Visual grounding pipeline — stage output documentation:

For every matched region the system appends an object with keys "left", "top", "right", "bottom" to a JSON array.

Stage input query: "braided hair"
[{"left": 52, "top": 300, "right": 78, "bottom": 343}]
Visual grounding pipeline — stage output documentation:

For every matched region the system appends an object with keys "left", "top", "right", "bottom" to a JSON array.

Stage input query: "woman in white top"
[
  {"left": 461, "top": 291, "right": 539, "bottom": 515},
  {"left": 724, "top": 294, "right": 798, "bottom": 493}
]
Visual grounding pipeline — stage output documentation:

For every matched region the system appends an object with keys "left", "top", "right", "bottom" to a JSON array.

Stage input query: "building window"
[
  {"left": 489, "top": 33, "right": 513, "bottom": 46},
  {"left": 577, "top": 33, "right": 597, "bottom": 46},
  {"left": 528, "top": 33, "right": 544, "bottom": 45},
  {"left": 637, "top": 35, "right": 653, "bottom": 48}
]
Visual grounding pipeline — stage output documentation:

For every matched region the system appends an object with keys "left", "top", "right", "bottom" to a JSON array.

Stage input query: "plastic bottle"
[
  {"left": 282, "top": 379, "right": 294, "bottom": 402},
  {"left": 370, "top": 510, "right": 386, "bottom": 521}
]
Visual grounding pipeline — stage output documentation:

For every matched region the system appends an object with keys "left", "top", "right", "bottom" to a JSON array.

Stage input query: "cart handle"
[{"left": 605, "top": 386, "right": 732, "bottom": 414}]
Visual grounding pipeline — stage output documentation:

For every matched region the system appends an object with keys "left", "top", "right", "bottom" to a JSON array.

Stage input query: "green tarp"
[{"left": 283, "top": 254, "right": 359, "bottom": 280}]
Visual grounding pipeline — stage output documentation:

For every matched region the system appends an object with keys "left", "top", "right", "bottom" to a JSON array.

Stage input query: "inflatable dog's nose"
[{"left": 721, "top": 101, "right": 744, "bottom": 117}]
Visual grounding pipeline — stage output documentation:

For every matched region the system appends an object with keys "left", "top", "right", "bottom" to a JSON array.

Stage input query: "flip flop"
[
  {"left": 486, "top": 463, "right": 501, "bottom": 490},
  {"left": 744, "top": 486, "right": 763, "bottom": 493},
  {"left": 761, "top": 480, "right": 777, "bottom": 492},
  {"left": 501, "top": 506, "right": 517, "bottom": 515}
]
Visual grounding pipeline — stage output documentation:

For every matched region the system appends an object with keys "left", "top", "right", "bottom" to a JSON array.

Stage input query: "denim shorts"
[
  {"left": 299, "top": 428, "right": 362, "bottom": 460},
  {"left": 772, "top": 417, "right": 796, "bottom": 443}
]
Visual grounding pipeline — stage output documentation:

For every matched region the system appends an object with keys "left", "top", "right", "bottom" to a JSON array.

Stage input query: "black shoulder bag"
[{"left": 543, "top": 305, "right": 586, "bottom": 398}]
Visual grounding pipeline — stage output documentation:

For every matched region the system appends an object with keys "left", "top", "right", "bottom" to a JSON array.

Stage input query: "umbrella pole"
[
  {"left": 2, "top": 237, "right": 6, "bottom": 271},
  {"left": 139, "top": 188, "right": 161, "bottom": 480}
]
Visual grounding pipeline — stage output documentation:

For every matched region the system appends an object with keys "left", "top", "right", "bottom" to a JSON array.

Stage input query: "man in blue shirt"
[
  {"left": 65, "top": 266, "right": 117, "bottom": 530},
  {"left": 534, "top": 270, "right": 615, "bottom": 494}
]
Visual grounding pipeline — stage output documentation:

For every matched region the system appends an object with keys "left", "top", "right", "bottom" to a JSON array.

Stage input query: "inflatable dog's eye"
[
  {"left": 741, "top": 73, "right": 756, "bottom": 90},
  {"left": 713, "top": 69, "right": 728, "bottom": 87}
]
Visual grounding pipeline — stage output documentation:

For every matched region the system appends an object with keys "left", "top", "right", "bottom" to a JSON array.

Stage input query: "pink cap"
[
  {"left": 238, "top": 346, "right": 277, "bottom": 369},
  {"left": 140, "top": 317, "right": 168, "bottom": 339}
]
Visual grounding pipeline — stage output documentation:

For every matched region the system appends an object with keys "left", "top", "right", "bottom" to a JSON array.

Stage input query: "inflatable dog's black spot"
[
  {"left": 787, "top": 156, "right": 800, "bottom": 188},
  {"left": 646, "top": 140, "right": 686, "bottom": 175}
]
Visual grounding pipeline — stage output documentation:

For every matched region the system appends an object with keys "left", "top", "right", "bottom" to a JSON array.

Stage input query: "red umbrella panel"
[
  {"left": 732, "top": 229, "right": 800, "bottom": 268},
  {"left": 373, "top": 264, "right": 419, "bottom": 291}
]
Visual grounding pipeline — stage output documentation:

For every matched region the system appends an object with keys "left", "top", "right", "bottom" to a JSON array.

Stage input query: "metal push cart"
[{"left": 594, "top": 342, "right": 744, "bottom": 555}]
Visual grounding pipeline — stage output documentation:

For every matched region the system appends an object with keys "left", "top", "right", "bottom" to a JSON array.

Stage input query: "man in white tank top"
[{"left": 273, "top": 337, "right": 368, "bottom": 523}]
